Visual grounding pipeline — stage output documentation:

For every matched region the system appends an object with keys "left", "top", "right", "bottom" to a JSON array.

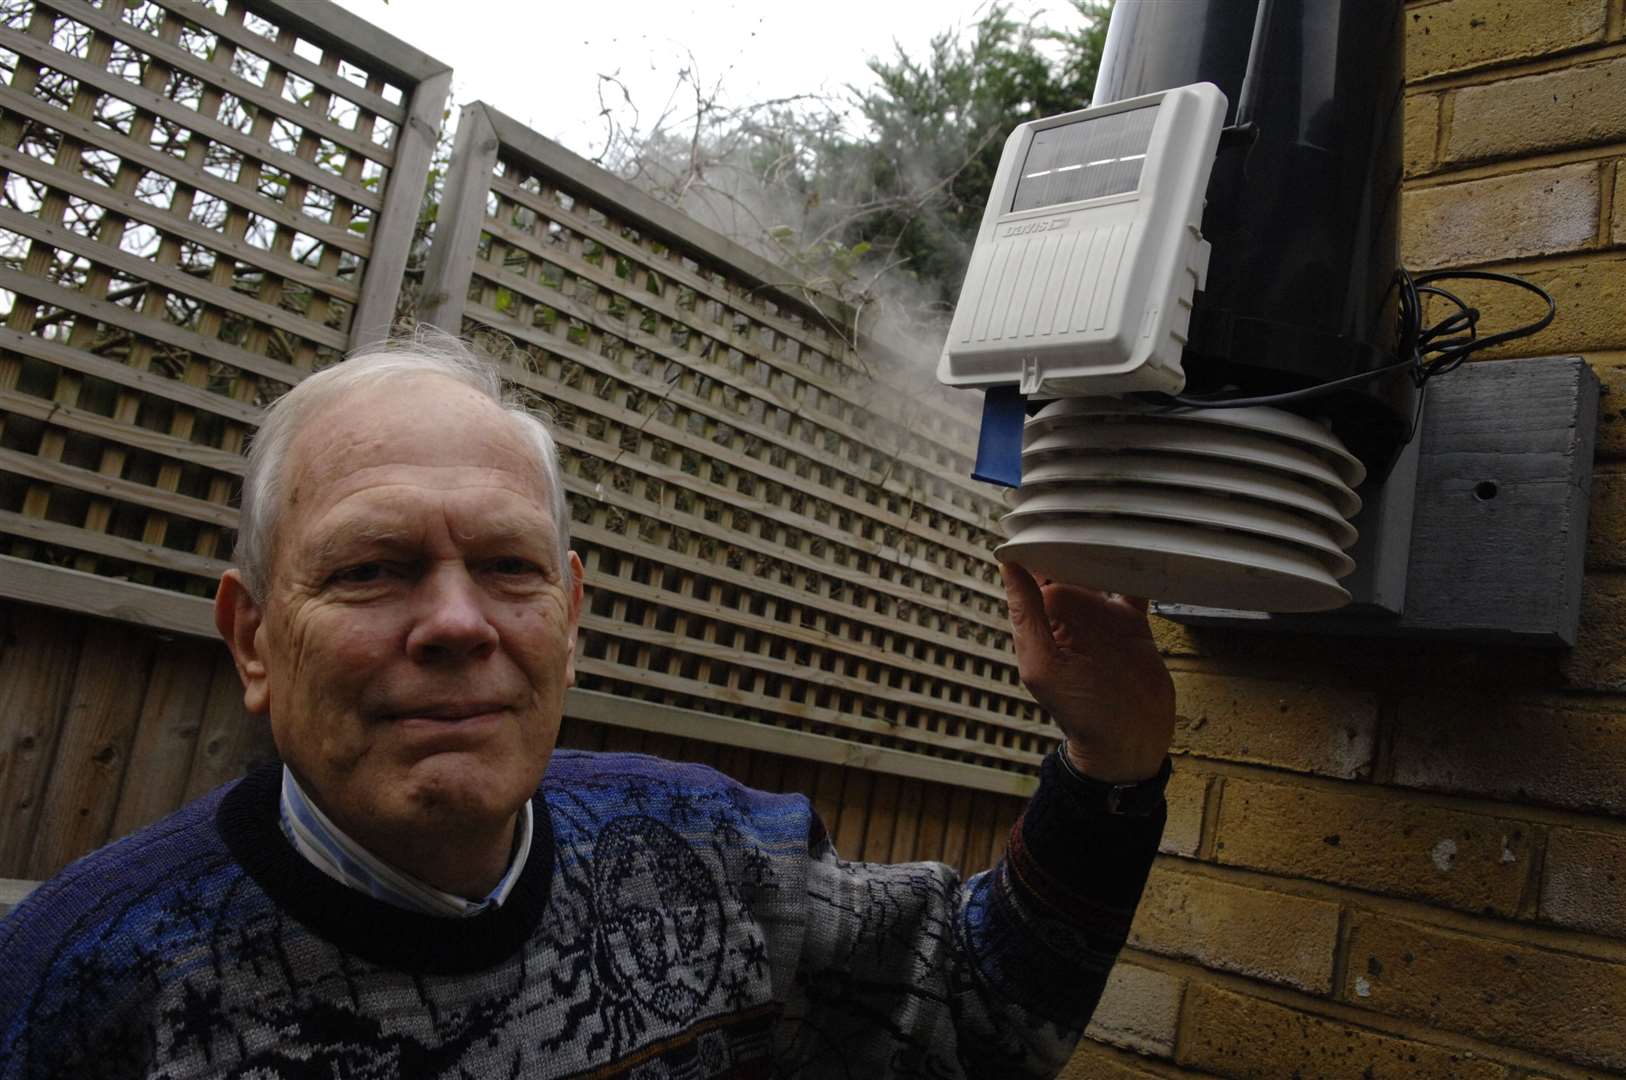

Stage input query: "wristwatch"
[{"left": 1054, "top": 746, "right": 1173, "bottom": 816}]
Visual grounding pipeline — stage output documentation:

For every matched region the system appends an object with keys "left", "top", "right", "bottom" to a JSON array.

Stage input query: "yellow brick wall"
[{"left": 1064, "top": 2, "right": 1626, "bottom": 1076}]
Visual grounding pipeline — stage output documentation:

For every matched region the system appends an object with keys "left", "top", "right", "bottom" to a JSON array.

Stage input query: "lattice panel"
[
  {"left": 0, "top": 0, "right": 446, "bottom": 597},
  {"left": 425, "top": 105, "right": 1053, "bottom": 775}
]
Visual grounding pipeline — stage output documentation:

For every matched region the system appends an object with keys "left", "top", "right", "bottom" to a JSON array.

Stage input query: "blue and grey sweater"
[{"left": 0, "top": 750, "right": 1163, "bottom": 1078}]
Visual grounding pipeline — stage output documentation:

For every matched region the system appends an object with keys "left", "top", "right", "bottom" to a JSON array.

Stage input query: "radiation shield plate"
[
  {"left": 996, "top": 519, "right": 1352, "bottom": 613},
  {"left": 1029, "top": 397, "right": 1367, "bottom": 486},
  {"left": 1001, "top": 488, "right": 1357, "bottom": 576},
  {"left": 1019, "top": 455, "right": 1359, "bottom": 547},
  {"left": 1023, "top": 423, "right": 1362, "bottom": 517}
]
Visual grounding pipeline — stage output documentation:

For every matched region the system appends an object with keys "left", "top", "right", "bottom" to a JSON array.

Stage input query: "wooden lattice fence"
[
  {"left": 0, "top": 0, "right": 449, "bottom": 618},
  {"left": 419, "top": 102, "right": 1055, "bottom": 790},
  {"left": 0, "top": 590, "right": 1029, "bottom": 882},
  {"left": 0, "top": 22, "right": 1058, "bottom": 885}
]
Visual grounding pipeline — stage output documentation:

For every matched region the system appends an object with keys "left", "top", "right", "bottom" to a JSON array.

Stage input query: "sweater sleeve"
[{"left": 772, "top": 750, "right": 1165, "bottom": 1078}]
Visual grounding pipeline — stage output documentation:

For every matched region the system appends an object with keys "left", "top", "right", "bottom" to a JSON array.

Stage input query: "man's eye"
[
  {"left": 332, "top": 563, "right": 390, "bottom": 585},
  {"left": 487, "top": 557, "right": 542, "bottom": 577}
]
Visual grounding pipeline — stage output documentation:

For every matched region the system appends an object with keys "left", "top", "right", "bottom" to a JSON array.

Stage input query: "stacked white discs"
[{"left": 999, "top": 398, "right": 1366, "bottom": 612}]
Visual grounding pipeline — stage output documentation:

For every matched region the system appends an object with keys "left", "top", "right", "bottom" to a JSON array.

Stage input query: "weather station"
[{"left": 940, "top": 0, "right": 1598, "bottom": 645}]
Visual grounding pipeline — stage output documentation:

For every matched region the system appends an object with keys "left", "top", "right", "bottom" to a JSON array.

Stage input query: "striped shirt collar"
[{"left": 277, "top": 765, "right": 533, "bottom": 918}]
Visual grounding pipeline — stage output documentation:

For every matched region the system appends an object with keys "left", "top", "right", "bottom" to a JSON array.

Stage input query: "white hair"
[{"left": 235, "top": 329, "right": 570, "bottom": 601}]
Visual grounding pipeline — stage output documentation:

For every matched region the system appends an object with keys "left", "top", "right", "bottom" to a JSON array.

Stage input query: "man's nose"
[{"left": 405, "top": 563, "right": 499, "bottom": 662}]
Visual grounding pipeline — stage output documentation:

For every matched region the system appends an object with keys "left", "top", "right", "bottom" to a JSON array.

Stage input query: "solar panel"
[{"left": 1010, "top": 104, "right": 1159, "bottom": 212}]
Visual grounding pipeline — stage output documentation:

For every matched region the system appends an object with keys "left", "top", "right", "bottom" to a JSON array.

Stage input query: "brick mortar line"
[
  {"left": 1459, "top": 348, "right": 1626, "bottom": 363},
  {"left": 1450, "top": 352, "right": 1625, "bottom": 371},
  {"left": 1166, "top": 969, "right": 1195, "bottom": 1071},
  {"left": 1154, "top": 633, "right": 1626, "bottom": 670},
  {"left": 1193, "top": 772, "right": 1223, "bottom": 862},
  {"left": 1327, "top": 905, "right": 1354, "bottom": 1011},
  {"left": 1559, "top": 689, "right": 1626, "bottom": 706},
  {"left": 1162, "top": 651, "right": 1624, "bottom": 693},
  {"left": 1518, "top": 826, "right": 1550, "bottom": 921},
  {"left": 1076, "top": 1035, "right": 1209, "bottom": 1079},
  {"left": 1433, "top": 88, "right": 1453, "bottom": 176},
  {"left": 1115, "top": 947, "right": 1604, "bottom": 1080},
  {"left": 1164, "top": 655, "right": 1392, "bottom": 687},
  {"left": 1602, "top": 157, "right": 1619, "bottom": 245},
  {"left": 1404, "top": 144, "right": 1625, "bottom": 189},
  {"left": 1146, "top": 854, "right": 1626, "bottom": 965},
  {"left": 1171, "top": 751, "right": 1626, "bottom": 836},
  {"left": 1405, "top": 245, "right": 1626, "bottom": 276},
  {"left": 1370, "top": 692, "right": 1400, "bottom": 786},
  {"left": 1406, "top": 38, "right": 1626, "bottom": 92}
]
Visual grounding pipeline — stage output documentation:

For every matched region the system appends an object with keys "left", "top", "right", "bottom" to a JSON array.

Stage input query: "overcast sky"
[{"left": 331, "top": 0, "right": 1086, "bottom": 156}]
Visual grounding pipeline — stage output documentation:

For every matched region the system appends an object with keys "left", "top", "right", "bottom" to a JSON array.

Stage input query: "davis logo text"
[{"left": 1001, "top": 217, "right": 1071, "bottom": 237}]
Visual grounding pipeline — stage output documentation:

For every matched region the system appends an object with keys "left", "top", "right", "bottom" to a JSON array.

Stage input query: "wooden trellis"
[
  {"left": 420, "top": 103, "right": 1054, "bottom": 782},
  {"left": 0, "top": 0, "right": 449, "bottom": 615}
]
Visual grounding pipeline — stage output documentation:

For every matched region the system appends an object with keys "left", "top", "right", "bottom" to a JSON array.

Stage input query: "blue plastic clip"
[{"left": 971, "top": 384, "right": 1026, "bottom": 489}]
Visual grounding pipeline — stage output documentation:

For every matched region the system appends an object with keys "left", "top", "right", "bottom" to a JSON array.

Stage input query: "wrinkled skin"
[
  {"left": 215, "top": 375, "right": 584, "bottom": 897},
  {"left": 999, "top": 563, "right": 1176, "bottom": 784}
]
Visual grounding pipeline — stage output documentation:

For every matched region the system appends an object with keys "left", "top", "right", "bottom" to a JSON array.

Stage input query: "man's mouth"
[{"left": 385, "top": 703, "right": 508, "bottom": 722}]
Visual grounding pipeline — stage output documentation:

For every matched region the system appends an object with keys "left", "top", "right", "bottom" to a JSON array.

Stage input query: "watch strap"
[{"left": 1054, "top": 746, "right": 1173, "bottom": 816}]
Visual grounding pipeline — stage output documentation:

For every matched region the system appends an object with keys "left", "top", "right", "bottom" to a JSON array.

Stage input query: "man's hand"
[{"left": 1000, "top": 561, "right": 1176, "bottom": 784}]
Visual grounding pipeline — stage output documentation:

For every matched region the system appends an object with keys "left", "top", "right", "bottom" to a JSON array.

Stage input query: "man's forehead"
[
  {"left": 306, "top": 489, "right": 559, "bottom": 556},
  {"left": 286, "top": 376, "right": 545, "bottom": 498},
  {"left": 275, "top": 375, "right": 563, "bottom": 568}
]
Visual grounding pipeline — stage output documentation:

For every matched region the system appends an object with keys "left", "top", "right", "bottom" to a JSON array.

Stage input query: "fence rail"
[{"left": 0, "top": 595, "right": 1029, "bottom": 881}]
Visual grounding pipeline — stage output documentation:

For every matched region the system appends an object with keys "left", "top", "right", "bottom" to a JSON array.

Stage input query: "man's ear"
[
  {"left": 215, "top": 569, "right": 270, "bottom": 716},
  {"left": 563, "top": 550, "right": 585, "bottom": 688}
]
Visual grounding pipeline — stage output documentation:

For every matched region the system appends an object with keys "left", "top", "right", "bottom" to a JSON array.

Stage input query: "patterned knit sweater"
[{"left": 0, "top": 750, "right": 1163, "bottom": 1078}]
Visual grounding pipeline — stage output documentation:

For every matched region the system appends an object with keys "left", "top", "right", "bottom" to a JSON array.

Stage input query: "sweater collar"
[
  {"left": 217, "top": 761, "right": 555, "bottom": 976},
  {"left": 277, "top": 765, "right": 534, "bottom": 918}
]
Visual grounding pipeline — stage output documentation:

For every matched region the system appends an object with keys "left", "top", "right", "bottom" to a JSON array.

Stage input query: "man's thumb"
[{"left": 999, "top": 560, "right": 1054, "bottom": 659}]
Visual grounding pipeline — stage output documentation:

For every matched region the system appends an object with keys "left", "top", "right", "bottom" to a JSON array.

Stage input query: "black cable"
[
  {"left": 1396, "top": 265, "right": 1422, "bottom": 365},
  {"left": 1147, "top": 267, "right": 1556, "bottom": 411},
  {"left": 1157, "top": 358, "right": 1416, "bottom": 410},
  {"left": 1413, "top": 269, "right": 1555, "bottom": 382},
  {"left": 1415, "top": 285, "right": 1476, "bottom": 349}
]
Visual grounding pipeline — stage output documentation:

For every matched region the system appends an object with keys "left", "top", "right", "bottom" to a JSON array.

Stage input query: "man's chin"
[{"left": 389, "top": 753, "right": 539, "bottom": 825}]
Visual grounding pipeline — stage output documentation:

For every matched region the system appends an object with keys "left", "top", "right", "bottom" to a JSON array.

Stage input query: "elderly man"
[{"left": 0, "top": 336, "right": 1175, "bottom": 1078}]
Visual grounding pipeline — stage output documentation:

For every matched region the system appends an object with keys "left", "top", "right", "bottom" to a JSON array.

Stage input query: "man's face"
[{"left": 238, "top": 374, "right": 582, "bottom": 844}]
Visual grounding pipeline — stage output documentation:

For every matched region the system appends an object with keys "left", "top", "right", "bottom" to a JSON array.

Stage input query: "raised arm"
[{"left": 773, "top": 565, "right": 1177, "bottom": 1077}]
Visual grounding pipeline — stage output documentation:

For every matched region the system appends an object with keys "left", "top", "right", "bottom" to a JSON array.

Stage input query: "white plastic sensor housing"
[{"left": 938, "top": 83, "right": 1227, "bottom": 398}]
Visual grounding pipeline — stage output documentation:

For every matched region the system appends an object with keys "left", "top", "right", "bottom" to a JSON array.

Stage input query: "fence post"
[
  {"left": 418, "top": 103, "right": 500, "bottom": 335},
  {"left": 352, "top": 66, "right": 453, "bottom": 348}
]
